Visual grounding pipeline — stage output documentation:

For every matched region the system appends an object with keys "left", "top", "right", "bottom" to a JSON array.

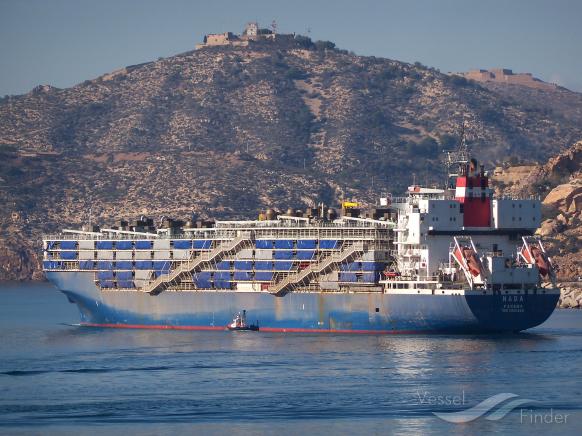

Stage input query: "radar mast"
[{"left": 444, "top": 122, "right": 470, "bottom": 189}]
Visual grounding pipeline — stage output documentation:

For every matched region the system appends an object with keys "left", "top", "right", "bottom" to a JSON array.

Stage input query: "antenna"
[
  {"left": 88, "top": 195, "right": 93, "bottom": 227},
  {"left": 271, "top": 20, "right": 278, "bottom": 34},
  {"left": 307, "top": 26, "right": 312, "bottom": 36},
  {"left": 443, "top": 119, "right": 470, "bottom": 189}
]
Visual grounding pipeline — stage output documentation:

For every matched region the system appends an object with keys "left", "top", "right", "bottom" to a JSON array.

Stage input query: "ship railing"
[
  {"left": 382, "top": 279, "right": 467, "bottom": 291},
  {"left": 41, "top": 260, "right": 80, "bottom": 272},
  {"left": 42, "top": 230, "right": 389, "bottom": 242},
  {"left": 42, "top": 232, "right": 155, "bottom": 241},
  {"left": 214, "top": 219, "right": 394, "bottom": 229},
  {"left": 388, "top": 197, "right": 408, "bottom": 204},
  {"left": 381, "top": 274, "right": 441, "bottom": 282},
  {"left": 390, "top": 194, "right": 450, "bottom": 203},
  {"left": 43, "top": 222, "right": 395, "bottom": 242},
  {"left": 210, "top": 227, "right": 388, "bottom": 240},
  {"left": 497, "top": 194, "right": 541, "bottom": 201}
]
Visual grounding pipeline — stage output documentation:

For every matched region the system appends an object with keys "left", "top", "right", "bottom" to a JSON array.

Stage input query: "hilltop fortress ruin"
[
  {"left": 196, "top": 22, "right": 295, "bottom": 50},
  {"left": 458, "top": 68, "right": 559, "bottom": 90}
]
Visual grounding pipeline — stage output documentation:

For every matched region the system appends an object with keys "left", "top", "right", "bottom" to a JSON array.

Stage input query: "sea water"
[{"left": 0, "top": 282, "right": 581, "bottom": 435}]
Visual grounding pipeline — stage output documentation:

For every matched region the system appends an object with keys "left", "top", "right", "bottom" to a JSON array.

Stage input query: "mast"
[{"left": 443, "top": 122, "right": 469, "bottom": 190}]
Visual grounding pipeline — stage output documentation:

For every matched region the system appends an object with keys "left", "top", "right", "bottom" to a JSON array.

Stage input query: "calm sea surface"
[{"left": 0, "top": 282, "right": 581, "bottom": 435}]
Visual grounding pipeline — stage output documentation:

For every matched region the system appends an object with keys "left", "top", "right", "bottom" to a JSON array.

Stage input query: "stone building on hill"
[
  {"left": 458, "top": 68, "right": 559, "bottom": 90},
  {"left": 196, "top": 22, "right": 293, "bottom": 49}
]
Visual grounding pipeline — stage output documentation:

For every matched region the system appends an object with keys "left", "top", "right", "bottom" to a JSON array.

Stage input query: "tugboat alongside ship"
[
  {"left": 42, "top": 142, "right": 559, "bottom": 333},
  {"left": 227, "top": 310, "right": 259, "bottom": 331}
]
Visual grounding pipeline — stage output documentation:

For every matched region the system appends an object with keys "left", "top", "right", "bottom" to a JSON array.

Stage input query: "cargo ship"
[{"left": 42, "top": 146, "right": 559, "bottom": 333}]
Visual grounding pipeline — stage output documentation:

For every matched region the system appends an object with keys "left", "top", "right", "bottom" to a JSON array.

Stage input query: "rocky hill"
[{"left": 1, "top": 35, "right": 582, "bottom": 280}]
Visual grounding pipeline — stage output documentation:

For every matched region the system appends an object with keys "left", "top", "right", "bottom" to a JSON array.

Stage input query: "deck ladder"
[
  {"left": 144, "top": 231, "right": 255, "bottom": 295},
  {"left": 268, "top": 241, "right": 366, "bottom": 297}
]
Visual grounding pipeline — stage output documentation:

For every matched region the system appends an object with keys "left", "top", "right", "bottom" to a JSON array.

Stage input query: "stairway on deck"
[
  {"left": 268, "top": 241, "right": 366, "bottom": 297},
  {"left": 144, "top": 232, "right": 254, "bottom": 295}
]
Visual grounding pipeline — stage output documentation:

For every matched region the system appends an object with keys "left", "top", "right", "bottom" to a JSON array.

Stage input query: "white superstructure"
[{"left": 383, "top": 155, "right": 554, "bottom": 295}]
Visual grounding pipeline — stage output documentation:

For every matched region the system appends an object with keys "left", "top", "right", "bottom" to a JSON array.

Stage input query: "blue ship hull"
[{"left": 46, "top": 272, "right": 559, "bottom": 333}]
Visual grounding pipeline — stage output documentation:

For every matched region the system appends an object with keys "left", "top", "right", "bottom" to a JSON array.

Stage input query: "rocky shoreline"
[{"left": 558, "top": 284, "right": 582, "bottom": 309}]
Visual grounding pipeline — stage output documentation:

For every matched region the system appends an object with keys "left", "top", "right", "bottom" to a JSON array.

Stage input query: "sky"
[{"left": 0, "top": 0, "right": 581, "bottom": 96}]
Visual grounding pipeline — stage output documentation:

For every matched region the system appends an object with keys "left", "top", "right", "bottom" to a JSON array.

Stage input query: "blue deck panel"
[
  {"left": 296, "top": 251, "right": 315, "bottom": 260},
  {"left": 96, "top": 241, "right": 114, "bottom": 250},
  {"left": 193, "top": 240, "right": 212, "bottom": 249},
  {"left": 60, "top": 251, "right": 78, "bottom": 260},
  {"left": 116, "top": 240, "right": 133, "bottom": 250},
  {"left": 173, "top": 240, "right": 193, "bottom": 249},
  {"left": 234, "top": 261, "right": 253, "bottom": 270},
  {"left": 60, "top": 241, "right": 77, "bottom": 250},
  {"left": 297, "top": 240, "right": 317, "bottom": 249},
  {"left": 135, "top": 261, "right": 153, "bottom": 270},
  {"left": 116, "top": 271, "right": 133, "bottom": 280},
  {"left": 79, "top": 260, "right": 94, "bottom": 269},
  {"left": 234, "top": 271, "right": 253, "bottom": 281},
  {"left": 255, "top": 261, "right": 272, "bottom": 270}
]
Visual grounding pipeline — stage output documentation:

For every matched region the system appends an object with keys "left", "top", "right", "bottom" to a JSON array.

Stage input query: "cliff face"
[
  {"left": 492, "top": 140, "right": 582, "bottom": 281},
  {"left": 1, "top": 38, "right": 582, "bottom": 280}
]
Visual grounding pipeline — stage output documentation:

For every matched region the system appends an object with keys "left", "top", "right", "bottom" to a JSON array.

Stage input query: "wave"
[{"left": 1, "top": 365, "right": 172, "bottom": 377}]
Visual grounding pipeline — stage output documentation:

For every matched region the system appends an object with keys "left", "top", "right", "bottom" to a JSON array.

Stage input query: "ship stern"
[{"left": 464, "top": 289, "right": 560, "bottom": 332}]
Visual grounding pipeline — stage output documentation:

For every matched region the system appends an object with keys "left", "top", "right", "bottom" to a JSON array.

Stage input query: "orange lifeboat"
[
  {"left": 531, "top": 246, "right": 551, "bottom": 277},
  {"left": 462, "top": 247, "right": 482, "bottom": 277},
  {"left": 453, "top": 245, "right": 483, "bottom": 277}
]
